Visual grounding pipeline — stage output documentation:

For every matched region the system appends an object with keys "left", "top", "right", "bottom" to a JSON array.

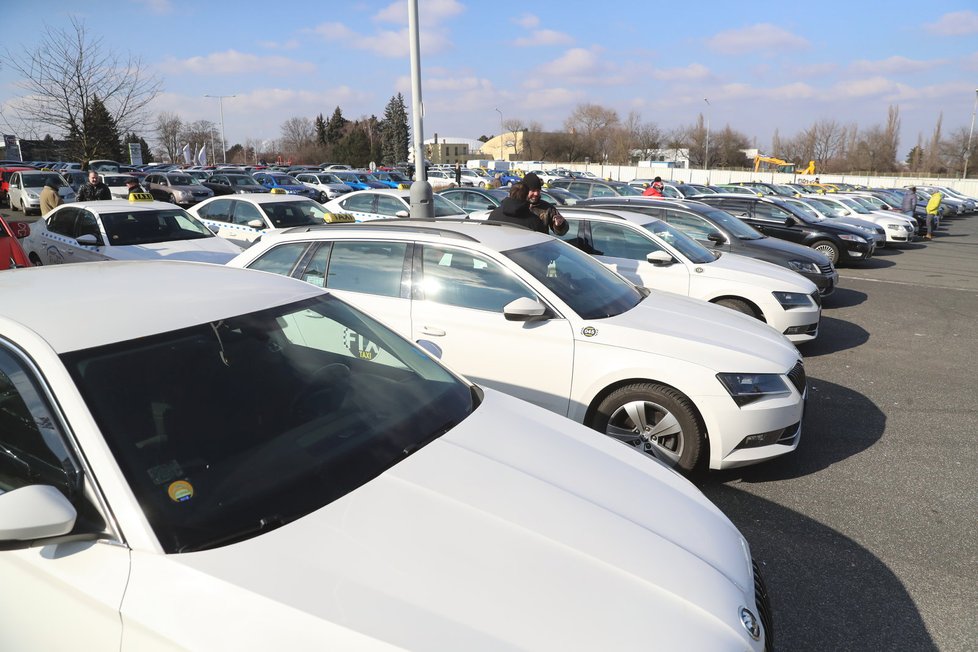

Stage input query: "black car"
[
  {"left": 576, "top": 197, "right": 839, "bottom": 295},
  {"left": 694, "top": 194, "right": 875, "bottom": 266},
  {"left": 202, "top": 173, "right": 269, "bottom": 196}
]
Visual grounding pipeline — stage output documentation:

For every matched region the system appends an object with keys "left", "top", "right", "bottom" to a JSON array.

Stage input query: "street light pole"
[
  {"left": 205, "top": 94, "right": 236, "bottom": 165},
  {"left": 407, "top": 0, "right": 433, "bottom": 217},
  {"left": 703, "top": 98, "right": 711, "bottom": 174},
  {"left": 964, "top": 88, "right": 978, "bottom": 179},
  {"left": 495, "top": 107, "right": 504, "bottom": 161}
]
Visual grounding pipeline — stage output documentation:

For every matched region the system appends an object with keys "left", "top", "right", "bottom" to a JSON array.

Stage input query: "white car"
[
  {"left": 293, "top": 171, "right": 355, "bottom": 202},
  {"left": 229, "top": 220, "right": 807, "bottom": 472},
  {"left": 556, "top": 207, "right": 822, "bottom": 342},
  {"left": 815, "top": 195, "right": 917, "bottom": 244},
  {"left": 321, "top": 188, "right": 467, "bottom": 222},
  {"left": 21, "top": 199, "right": 242, "bottom": 266},
  {"left": 0, "top": 261, "right": 771, "bottom": 651},
  {"left": 7, "top": 170, "right": 76, "bottom": 214},
  {"left": 189, "top": 193, "right": 353, "bottom": 248}
]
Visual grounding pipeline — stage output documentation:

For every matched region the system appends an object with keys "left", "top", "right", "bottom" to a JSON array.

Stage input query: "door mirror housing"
[
  {"left": 503, "top": 296, "right": 549, "bottom": 322},
  {"left": 76, "top": 233, "right": 99, "bottom": 246},
  {"left": 646, "top": 250, "right": 676, "bottom": 266},
  {"left": 0, "top": 485, "right": 76, "bottom": 547},
  {"left": 394, "top": 210, "right": 410, "bottom": 218},
  {"left": 247, "top": 219, "right": 265, "bottom": 229},
  {"left": 706, "top": 231, "right": 726, "bottom": 244}
]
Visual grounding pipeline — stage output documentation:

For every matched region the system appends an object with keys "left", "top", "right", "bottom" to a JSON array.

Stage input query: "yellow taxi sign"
[
  {"left": 270, "top": 188, "right": 287, "bottom": 194},
  {"left": 323, "top": 212, "right": 356, "bottom": 223},
  {"left": 129, "top": 192, "right": 154, "bottom": 202}
]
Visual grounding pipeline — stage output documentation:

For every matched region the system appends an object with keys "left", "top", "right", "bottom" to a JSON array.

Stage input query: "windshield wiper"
[
  {"left": 402, "top": 419, "right": 459, "bottom": 457},
  {"left": 178, "top": 515, "right": 286, "bottom": 553}
]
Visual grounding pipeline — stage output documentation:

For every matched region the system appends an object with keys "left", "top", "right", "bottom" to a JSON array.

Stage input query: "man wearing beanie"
[
  {"left": 40, "top": 176, "right": 63, "bottom": 216},
  {"left": 488, "top": 173, "right": 569, "bottom": 235}
]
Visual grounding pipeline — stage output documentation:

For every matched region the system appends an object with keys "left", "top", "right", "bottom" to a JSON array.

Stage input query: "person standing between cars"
[
  {"left": 901, "top": 186, "right": 919, "bottom": 235},
  {"left": 925, "top": 190, "right": 943, "bottom": 240},
  {"left": 40, "top": 176, "right": 63, "bottom": 216},
  {"left": 523, "top": 172, "right": 568, "bottom": 235},
  {"left": 77, "top": 170, "right": 111, "bottom": 201},
  {"left": 454, "top": 163, "right": 462, "bottom": 186},
  {"left": 642, "top": 176, "right": 665, "bottom": 197},
  {"left": 488, "top": 177, "right": 568, "bottom": 236},
  {"left": 125, "top": 177, "right": 145, "bottom": 197}
]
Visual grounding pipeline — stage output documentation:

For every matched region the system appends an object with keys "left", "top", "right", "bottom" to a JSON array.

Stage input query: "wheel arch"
[
  {"left": 709, "top": 294, "right": 766, "bottom": 323},
  {"left": 584, "top": 377, "right": 709, "bottom": 443}
]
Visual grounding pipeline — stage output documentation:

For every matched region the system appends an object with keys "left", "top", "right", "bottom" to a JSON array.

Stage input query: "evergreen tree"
[
  {"left": 314, "top": 113, "right": 328, "bottom": 146},
  {"left": 82, "top": 96, "right": 123, "bottom": 162},
  {"left": 325, "top": 107, "right": 348, "bottom": 145},
  {"left": 334, "top": 122, "right": 370, "bottom": 168},
  {"left": 123, "top": 132, "right": 154, "bottom": 164},
  {"left": 381, "top": 93, "right": 410, "bottom": 165}
]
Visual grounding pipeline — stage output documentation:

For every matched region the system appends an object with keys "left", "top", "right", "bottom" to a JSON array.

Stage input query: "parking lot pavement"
[{"left": 697, "top": 214, "right": 978, "bottom": 651}]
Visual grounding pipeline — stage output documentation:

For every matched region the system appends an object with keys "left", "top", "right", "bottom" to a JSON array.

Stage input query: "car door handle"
[{"left": 421, "top": 326, "right": 446, "bottom": 336}]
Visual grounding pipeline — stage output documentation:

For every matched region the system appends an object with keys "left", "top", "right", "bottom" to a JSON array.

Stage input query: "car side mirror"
[
  {"left": 12, "top": 222, "right": 31, "bottom": 238},
  {"left": 247, "top": 219, "right": 265, "bottom": 229},
  {"left": 0, "top": 485, "right": 76, "bottom": 548},
  {"left": 394, "top": 210, "right": 410, "bottom": 218},
  {"left": 647, "top": 250, "right": 676, "bottom": 266},
  {"left": 707, "top": 231, "right": 726, "bottom": 244},
  {"left": 76, "top": 233, "right": 99, "bottom": 246},
  {"left": 503, "top": 296, "right": 549, "bottom": 322},
  {"left": 782, "top": 217, "right": 793, "bottom": 226},
  {"left": 207, "top": 223, "right": 220, "bottom": 234}
]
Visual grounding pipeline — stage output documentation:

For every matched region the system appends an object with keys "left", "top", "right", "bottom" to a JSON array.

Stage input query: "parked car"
[
  {"left": 252, "top": 172, "right": 320, "bottom": 199},
  {"left": 0, "top": 166, "right": 35, "bottom": 207},
  {"left": 424, "top": 169, "right": 460, "bottom": 191},
  {"left": 189, "top": 194, "right": 354, "bottom": 247},
  {"left": 100, "top": 173, "right": 140, "bottom": 200},
  {"left": 293, "top": 172, "right": 356, "bottom": 202},
  {"left": 201, "top": 173, "right": 269, "bottom": 197},
  {"left": 369, "top": 170, "right": 412, "bottom": 189},
  {"left": 696, "top": 194, "right": 875, "bottom": 265},
  {"left": 541, "top": 186, "right": 584, "bottom": 206},
  {"left": 576, "top": 197, "right": 839, "bottom": 296},
  {"left": 549, "top": 178, "right": 644, "bottom": 198},
  {"left": 144, "top": 172, "right": 215, "bottom": 207},
  {"left": 794, "top": 196, "right": 908, "bottom": 245},
  {"left": 555, "top": 207, "right": 822, "bottom": 342},
  {"left": 322, "top": 188, "right": 468, "bottom": 221},
  {"left": 21, "top": 199, "right": 241, "bottom": 266},
  {"left": 437, "top": 187, "right": 508, "bottom": 213},
  {"left": 0, "top": 260, "right": 771, "bottom": 651},
  {"left": 229, "top": 219, "right": 807, "bottom": 474},
  {"left": 778, "top": 197, "right": 886, "bottom": 247},
  {"left": 7, "top": 171, "right": 77, "bottom": 215},
  {"left": 0, "top": 214, "right": 31, "bottom": 269}
]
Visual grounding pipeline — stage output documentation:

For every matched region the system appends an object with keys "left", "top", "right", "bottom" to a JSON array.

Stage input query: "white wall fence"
[{"left": 560, "top": 162, "right": 978, "bottom": 195}]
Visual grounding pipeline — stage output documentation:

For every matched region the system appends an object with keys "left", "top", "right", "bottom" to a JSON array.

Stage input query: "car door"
[
  {"left": 68, "top": 208, "right": 110, "bottom": 263},
  {"left": 224, "top": 200, "right": 266, "bottom": 245},
  {"left": 751, "top": 201, "right": 804, "bottom": 243},
  {"left": 338, "top": 193, "right": 379, "bottom": 221},
  {"left": 410, "top": 244, "right": 574, "bottom": 415},
  {"left": 0, "top": 346, "right": 130, "bottom": 651},
  {"left": 8, "top": 172, "right": 24, "bottom": 211},
  {"left": 37, "top": 207, "right": 83, "bottom": 264}
]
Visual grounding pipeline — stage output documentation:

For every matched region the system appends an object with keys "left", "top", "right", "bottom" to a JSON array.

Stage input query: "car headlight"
[
  {"left": 772, "top": 291, "right": 813, "bottom": 309},
  {"left": 27, "top": 191, "right": 39, "bottom": 199},
  {"left": 174, "top": 190, "right": 191, "bottom": 201},
  {"left": 787, "top": 259, "right": 819, "bottom": 274},
  {"left": 886, "top": 224, "right": 902, "bottom": 231},
  {"left": 838, "top": 234, "right": 867, "bottom": 243},
  {"left": 717, "top": 373, "right": 791, "bottom": 407}
]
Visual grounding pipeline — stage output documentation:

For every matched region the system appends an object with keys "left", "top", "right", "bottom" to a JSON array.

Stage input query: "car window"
[
  {"left": 754, "top": 202, "right": 792, "bottom": 221},
  {"left": 296, "top": 242, "right": 332, "bottom": 287},
  {"left": 232, "top": 201, "right": 263, "bottom": 226},
  {"left": 374, "top": 195, "right": 406, "bottom": 217},
  {"left": 341, "top": 194, "right": 376, "bottom": 212},
  {"left": 325, "top": 241, "right": 408, "bottom": 297},
  {"left": 198, "top": 199, "right": 232, "bottom": 222},
  {"left": 715, "top": 199, "right": 752, "bottom": 217},
  {"left": 247, "top": 242, "right": 312, "bottom": 278},
  {"left": 420, "top": 245, "right": 537, "bottom": 312},
  {"left": 48, "top": 207, "right": 79, "bottom": 235},
  {"left": 663, "top": 210, "right": 715, "bottom": 240},
  {"left": 589, "top": 221, "right": 663, "bottom": 259},
  {"left": 568, "top": 182, "right": 591, "bottom": 197},
  {"left": 74, "top": 210, "right": 102, "bottom": 243}
]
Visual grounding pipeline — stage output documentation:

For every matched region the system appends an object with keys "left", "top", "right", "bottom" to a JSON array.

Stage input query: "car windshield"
[
  {"left": 228, "top": 175, "right": 258, "bottom": 186},
  {"left": 872, "top": 193, "right": 901, "bottom": 208},
  {"left": 24, "top": 174, "right": 65, "bottom": 188},
  {"left": 504, "top": 239, "right": 644, "bottom": 320},
  {"left": 272, "top": 175, "right": 300, "bottom": 185},
  {"left": 837, "top": 198, "right": 871, "bottom": 214},
  {"left": 641, "top": 220, "right": 716, "bottom": 264},
  {"left": 100, "top": 208, "right": 215, "bottom": 245},
  {"left": 433, "top": 194, "right": 465, "bottom": 216},
  {"left": 387, "top": 172, "right": 408, "bottom": 182},
  {"left": 319, "top": 174, "right": 344, "bottom": 183},
  {"left": 785, "top": 200, "right": 822, "bottom": 220},
  {"left": 698, "top": 208, "right": 763, "bottom": 240},
  {"left": 850, "top": 196, "right": 880, "bottom": 210},
  {"left": 62, "top": 294, "right": 475, "bottom": 554},
  {"left": 256, "top": 200, "right": 327, "bottom": 227},
  {"left": 615, "top": 184, "right": 643, "bottom": 196},
  {"left": 805, "top": 198, "right": 847, "bottom": 217},
  {"left": 166, "top": 175, "right": 199, "bottom": 186}
]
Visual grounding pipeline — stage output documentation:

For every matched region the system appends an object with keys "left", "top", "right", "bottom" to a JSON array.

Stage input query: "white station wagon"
[
  {"left": 0, "top": 262, "right": 770, "bottom": 651},
  {"left": 230, "top": 220, "right": 807, "bottom": 473}
]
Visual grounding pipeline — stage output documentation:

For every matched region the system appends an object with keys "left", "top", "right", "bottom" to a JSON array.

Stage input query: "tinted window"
[
  {"left": 326, "top": 241, "right": 408, "bottom": 297},
  {"left": 754, "top": 202, "right": 792, "bottom": 221},
  {"left": 662, "top": 210, "right": 715, "bottom": 240},
  {"left": 248, "top": 242, "right": 311, "bottom": 278},
  {"left": 48, "top": 207, "right": 79, "bottom": 235},
  {"left": 198, "top": 199, "right": 232, "bottom": 222},
  {"left": 375, "top": 195, "right": 406, "bottom": 217},
  {"left": 341, "top": 194, "right": 376, "bottom": 212},
  {"left": 590, "top": 221, "right": 662, "bottom": 259},
  {"left": 420, "top": 245, "right": 536, "bottom": 312},
  {"left": 101, "top": 209, "right": 213, "bottom": 245},
  {"left": 231, "top": 201, "right": 264, "bottom": 226}
]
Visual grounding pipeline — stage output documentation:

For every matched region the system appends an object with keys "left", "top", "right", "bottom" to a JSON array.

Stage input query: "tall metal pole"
[
  {"left": 205, "top": 94, "right": 236, "bottom": 165},
  {"left": 964, "top": 89, "right": 978, "bottom": 179},
  {"left": 703, "top": 98, "right": 711, "bottom": 174},
  {"left": 495, "top": 107, "right": 504, "bottom": 160},
  {"left": 408, "top": 0, "right": 433, "bottom": 217}
]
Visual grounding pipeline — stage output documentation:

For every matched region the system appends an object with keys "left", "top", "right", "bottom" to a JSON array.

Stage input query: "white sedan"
[
  {"left": 321, "top": 188, "right": 467, "bottom": 222},
  {"left": 0, "top": 261, "right": 770, "bottom": 651},
  {"left": 229, "top": 220, "right": 807, "bottom": 473},
  {"left": 21, "top": 199, "right": 242, "bottom": 265}
]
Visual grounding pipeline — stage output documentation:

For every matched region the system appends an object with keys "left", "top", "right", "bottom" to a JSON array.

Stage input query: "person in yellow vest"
[{"left": 924, "top": 191, "right": 942, "bottom": 240}]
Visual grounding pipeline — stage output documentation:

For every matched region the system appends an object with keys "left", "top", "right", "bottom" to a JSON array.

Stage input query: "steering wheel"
[{"left": 288, "top": 363, "right": 352, "bottom": 421}]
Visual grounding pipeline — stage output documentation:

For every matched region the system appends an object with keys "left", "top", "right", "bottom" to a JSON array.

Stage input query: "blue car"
[
  {"left": 330, "top": 171, "right": 378, "bottom": 191},
  {"left": 371, "top": 170, "right": 412, "bottom": 189},
  {"left": 253, "top": 172, "right": 319, "bottom": 199}
]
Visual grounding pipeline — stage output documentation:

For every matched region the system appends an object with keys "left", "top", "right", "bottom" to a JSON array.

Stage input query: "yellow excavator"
[{"left": 753, "top": 155, "right": 816, "bottom": 176}]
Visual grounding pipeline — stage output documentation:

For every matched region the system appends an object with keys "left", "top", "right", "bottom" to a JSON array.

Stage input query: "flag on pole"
[
  {"left": 182, "top": 143, "right": 192, "bottom": 164},
  {"left": 196, "top": 143, "right": 207, "bottom": 166}
]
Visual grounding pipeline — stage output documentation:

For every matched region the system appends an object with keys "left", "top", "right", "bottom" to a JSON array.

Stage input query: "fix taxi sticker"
[{"left": 167, "top": 480, "right": 195, "bottom": 503}]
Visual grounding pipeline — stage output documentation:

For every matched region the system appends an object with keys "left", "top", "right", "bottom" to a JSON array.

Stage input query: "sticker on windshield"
[
  {"left": 344, "top": 328, "right": 380, "bottom": 360},
  {"left": 582, "top": 326, "right": 597, "bottom": 337},
  {"left": 167, "top": 480, "right": 195, "bottom": 503}
]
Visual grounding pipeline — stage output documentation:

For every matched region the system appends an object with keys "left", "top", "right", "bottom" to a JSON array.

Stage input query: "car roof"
[
  {"left": 52, "top": 199, "right": 183, "bottom": 213},
  {"left": 198, "top": 193, "right": 314, "bottom": 205},
  {"left": 559, "top": 206, "right": 662, "bottom": 226},
  {"left": 342, "top": 188, "right": 412, "bottom": 199},
  {"left": 0, "top": 262, "right": 323, "bottom": 353}
]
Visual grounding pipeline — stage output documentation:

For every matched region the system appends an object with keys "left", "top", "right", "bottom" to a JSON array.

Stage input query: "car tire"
[
  {"left": 810, "top": 240, "right": 840, "bottom": 264},
  {"left": 714, "top": 297, "right": 758, "bottom": 319},
  {"left": 590, "top": 382, "right": 705, "bottom": 472},
  {"left": 28, "top": 252, "right": 42, "bottom": 266}
]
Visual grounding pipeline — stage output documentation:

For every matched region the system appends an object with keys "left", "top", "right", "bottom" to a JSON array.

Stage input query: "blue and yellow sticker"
[{"left": 167, "top": 480, "right": 194, "bottom": 503}]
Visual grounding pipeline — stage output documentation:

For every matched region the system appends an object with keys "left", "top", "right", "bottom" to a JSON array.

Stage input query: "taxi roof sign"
[
  {"left": 128, "top": 192, "right": 154, "bottom": 202},
  {"left": 270, "top": 188, "right": 287, "bottom": 194}
]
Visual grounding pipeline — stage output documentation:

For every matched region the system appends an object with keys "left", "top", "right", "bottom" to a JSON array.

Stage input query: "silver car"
[{"left": 7, "top": 171, "right": 76, "bottom": 215}]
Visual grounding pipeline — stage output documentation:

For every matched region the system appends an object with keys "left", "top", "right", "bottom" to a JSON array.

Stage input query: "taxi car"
[
  {"left": 0, "top": 214, "right": 31, "bottom": 269},
  {"left": 20, "top": 198, "right": 241, "bottom": 266},
  {"left": 229, "top": 219, "right": 807, "bottom": 473},
  {"left": 554, "top": 207, "right": 822, "bottom": 342},
  {"left": 0, "top": 261, "right": 771, "bottom": 651},
  {"left": 189, "top": 193, "right": 354, "bottom": 248},
  {"left": 321, "top": 188, "right": 467, "bottom": 222}
]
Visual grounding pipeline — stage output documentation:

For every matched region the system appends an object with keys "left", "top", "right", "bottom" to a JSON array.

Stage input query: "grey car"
[{"left": 144, "top": 172, "right": 214, "bottom": 207}]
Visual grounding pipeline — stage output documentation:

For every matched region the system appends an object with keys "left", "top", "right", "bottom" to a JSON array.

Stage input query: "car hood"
[
  {"left": 737, "top": 234, "right": 832, "bottom": 265},
  {"left": 583, "top": 291, "right": 798, "bottom": 373},
  {"left": 107, "top": 237, "right": 242, "bottom": 263},
  {"left": 703, "top": 252, "right": 816, "bottom": 291},
  {"left": 163, "top": 389, "right": 759, "bottom": 651}
]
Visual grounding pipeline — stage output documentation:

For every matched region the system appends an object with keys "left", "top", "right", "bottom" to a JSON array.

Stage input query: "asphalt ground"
[{"left": 697, "top": 212, "right": 978, "bottom": 651}]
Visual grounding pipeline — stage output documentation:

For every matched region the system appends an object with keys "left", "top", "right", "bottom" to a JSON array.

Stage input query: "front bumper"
[{"left": 839, "top": 240, "right": 875, "bottom": 264}]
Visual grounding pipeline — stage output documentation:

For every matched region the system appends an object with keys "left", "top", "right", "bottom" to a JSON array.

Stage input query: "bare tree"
[
  {"left": 564, "top": 103, "right": 620, "bottom": 161},
  {"left": 924, "top": 113, "right": 943, "bottom": 174},
  {"left": 4, "top": 17, "right": 161, "bottom": 162},
  {"left": 155, "top": 112, "right": 183, "bottom": 163},
  {"left": 179, "top": 120, "right": 219, "bottom": 162},
  {"left": 280, "top": 117, "right": 315, "bottom": 156}
]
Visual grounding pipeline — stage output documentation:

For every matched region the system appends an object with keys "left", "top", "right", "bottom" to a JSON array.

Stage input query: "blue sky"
[{"left": 2, "top": 0, "right": 977, "bottom": 158}]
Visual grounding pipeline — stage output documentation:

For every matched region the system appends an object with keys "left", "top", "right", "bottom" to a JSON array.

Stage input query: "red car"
[
  {"left": 0, "top": 214, "right": 31, "bottom": 269},
  {"left": 0, "top": 166, "right": 34, "bottom": 207}
]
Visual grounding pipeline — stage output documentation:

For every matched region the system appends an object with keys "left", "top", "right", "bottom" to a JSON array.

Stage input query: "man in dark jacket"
[
  {"left": 487, "top": 175, "right": 568, "bottom": 236},
  {"left": 77, "top": 170, "right": 111, "bottom": 201}
]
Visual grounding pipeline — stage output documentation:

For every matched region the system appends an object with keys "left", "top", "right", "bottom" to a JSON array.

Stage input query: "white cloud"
[
  {"left": 851, "top": 56, "right": 941, "bottom": 75},
  {"left": 512, "top": 29, "right": 574, "bottom": 48},
  {"left": 134, "top": 0, "right": 172, "bottom": 14},
  {"left": 706, "top": 23, "right": 809, "bottom": 54},
  {"left": 310, "top": 22, "right": 358, "bottom": 40},
  {"left": 258, "top": 39, "right": 300, "bottom": 51},
  {"left": 650, "top": 63, "right": 710, "bottom": 81},
  {"left": 545, "top": 48, "right": 604, "bottom": 78},
  {"left": 165, "top": 50, "right": 315, "bottom": 75},
  {"left": 830, "top": 76, "right": 897, "bottom": 99},
  {"left": 514, "top": 13, "right": 540, "bottom": 29},
  {"left": 308, "top": 22, "right": 451, "bottom": 58},
  {"left": 925, "top": 10, "right": 978, "bottom": 36},
  {"left": 374, "top": 0, "right": 464, "bottom": 25},
  {"left": 789, "top": 63, "right": 839, "bottom": 78}
]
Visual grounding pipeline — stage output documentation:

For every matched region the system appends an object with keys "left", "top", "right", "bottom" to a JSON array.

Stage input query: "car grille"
[
  {"left": 753, "top": 559, "right": 775, "bottom": 652},
  {"left": 786, "top": 360, "right": 806, "bottom": 395},
  {"left": 818, "top": 262, "right": 834, "bottom": 275},
  {"left": 191, "top": 191, "right": 209, "bottom": 197}
]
